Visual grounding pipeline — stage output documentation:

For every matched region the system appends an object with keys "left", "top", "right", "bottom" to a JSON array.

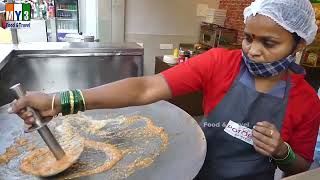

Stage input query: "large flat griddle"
[{"left": 0, "top": 101, "right": 206, "bottom": 180}]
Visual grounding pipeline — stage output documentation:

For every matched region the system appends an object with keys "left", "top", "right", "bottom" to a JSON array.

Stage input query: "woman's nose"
[{"left": 248, "top": 41, "right": 263, "bottom": 60}]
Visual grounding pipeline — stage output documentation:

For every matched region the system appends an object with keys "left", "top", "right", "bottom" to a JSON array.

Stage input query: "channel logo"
[{"left": 5, "top": 3, "right": 31, "bottom": 29}]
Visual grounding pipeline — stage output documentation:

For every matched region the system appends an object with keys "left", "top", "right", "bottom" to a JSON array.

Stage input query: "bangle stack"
[
  {"left": 60, "top": 89, "right": 86, "bottom": 116},
  {"left": 272, "top": 142, "right": 297, "bottom": 165}
]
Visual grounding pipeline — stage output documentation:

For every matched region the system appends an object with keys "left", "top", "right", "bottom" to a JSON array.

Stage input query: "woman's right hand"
[{"left": 8, "top": 92, "right": 61, "bottom": 125}]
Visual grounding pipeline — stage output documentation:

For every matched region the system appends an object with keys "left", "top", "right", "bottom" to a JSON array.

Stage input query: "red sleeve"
[
  {"left": 290, "top": 113, "right": 320, "bottom": 163},
  {"left": 282, "top": 84, "right": 320, "bottom": 163},
  {"left": 161, "top": 48, "right": 219, "bottom": 97}
]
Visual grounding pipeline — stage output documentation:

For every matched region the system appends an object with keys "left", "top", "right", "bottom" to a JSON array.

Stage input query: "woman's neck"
[{"left": 254, "top": 71, "right": 287, "bottom": 94}]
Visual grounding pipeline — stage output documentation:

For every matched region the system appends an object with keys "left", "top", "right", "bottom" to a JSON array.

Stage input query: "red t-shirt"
[{"left": 161, "top": 48, "right": 320, "bottom": 163}]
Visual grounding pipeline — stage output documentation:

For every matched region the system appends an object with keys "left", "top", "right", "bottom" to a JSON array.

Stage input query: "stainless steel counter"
[{"left": 0, "top": 42, "right": 144, "bottom": 106}]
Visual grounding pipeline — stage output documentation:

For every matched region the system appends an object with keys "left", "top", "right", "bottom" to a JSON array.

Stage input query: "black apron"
[{"left": 195, "top": 64, "right": 291, "bottom": 180}]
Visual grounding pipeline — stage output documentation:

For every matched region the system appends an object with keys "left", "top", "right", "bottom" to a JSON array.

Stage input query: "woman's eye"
[
  {"left": 244, "top": 36, "right": 253, "bottom": 43},
  {"left": 263, "top": 41, "right": 276, "bottom": 48}
]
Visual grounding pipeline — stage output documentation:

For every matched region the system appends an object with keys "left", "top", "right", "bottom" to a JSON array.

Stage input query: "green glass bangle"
[
  {"left": 76, "top": 89, "right": 85, "bottom": 111},
  {"left": 69, "top": 90, "right": 74, "bottom": 114},
  {"left": 73, "top": 91, "right": 78, "bottom": 114},
  {"left": 66, "top": 91, "right": 71, "bottom": 115},
  {"left": 61, "top": 91, "right": 71, "bottom": 116},
  {"left": 61, "top": 91, "right": 67, "bottom": 115},
  {"left": 72, "top": 90, "right": 80, "bottom": 114},
  {"left": 65, "top": 91, "right": 71, "bottom": 115},
  {"left": 60, "top": 91, "right": 66, "bottom": 115},
  {"left": 274, "top": 143, "right": 297, "bottom": 165},
  {"left": 73, "top": 89, "right": 81, "bottom": 112}
]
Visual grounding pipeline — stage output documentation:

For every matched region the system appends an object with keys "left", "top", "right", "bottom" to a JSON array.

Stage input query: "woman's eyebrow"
[{"left": 244, "top": 32, "right": 281, "bottom": 41}]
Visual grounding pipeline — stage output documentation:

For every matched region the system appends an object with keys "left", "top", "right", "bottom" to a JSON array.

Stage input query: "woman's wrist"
[
  {"left": 272, "top": 142, "right": 297, "bottom": 165},
  {"left": 274, "top": 142, "right": 289, "bottom": 159},
  {"left": 53, "top": 94, "right": 62, "bottom": 114},
  {"left": 54, "top": 90, "right": 86, "bottom": 116}
]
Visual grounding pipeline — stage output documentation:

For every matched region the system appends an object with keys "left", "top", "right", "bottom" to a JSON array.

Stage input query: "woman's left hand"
[{"left": 252, "top": 121, "right": 288, "bottom": 158}]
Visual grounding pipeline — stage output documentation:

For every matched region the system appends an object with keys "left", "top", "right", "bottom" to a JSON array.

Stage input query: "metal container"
[{"left": 0, "top": 42, "right": 144, "bottom": 106}]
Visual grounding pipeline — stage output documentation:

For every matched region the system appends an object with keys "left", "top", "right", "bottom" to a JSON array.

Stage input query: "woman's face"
[{"left": 242, "top": 14, "right": 305, "bottom": 63}]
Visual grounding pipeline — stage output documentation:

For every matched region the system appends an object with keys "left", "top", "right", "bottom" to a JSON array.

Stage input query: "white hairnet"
[{"left": 244, "top": 0, "right": 318, "bottom": 45}]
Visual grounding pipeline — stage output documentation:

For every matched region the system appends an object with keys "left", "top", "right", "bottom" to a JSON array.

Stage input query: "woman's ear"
[{"left": 294, "top": 40, "right": 307, "bottom": 54}]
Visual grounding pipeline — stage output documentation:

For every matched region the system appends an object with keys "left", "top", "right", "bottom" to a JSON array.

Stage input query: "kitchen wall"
[
  {"left": 125, "top": 0, "right": 219, "bottom": 75},
  {"left": 79, "top": 0, "right": 98, "bottom": 37},
  {"left": 79, "top": 0, "right": 111, "bottom": 42},
  {"left": 219, "top": 0, "right": 253, "bottom": 43},
  {"left": 79, "top": 0, "right": 124, "bottom": 43},
  {"left": 111, "top": 0, "right": 125, "bottom": 42}
]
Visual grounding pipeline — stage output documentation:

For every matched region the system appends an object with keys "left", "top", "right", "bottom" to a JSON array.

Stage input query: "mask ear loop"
[
  {"left": 290, "top": 33, "right": 304, "bottom": 56},
  {"left": 282, "top": 36, "right": 300, "bottom": 92},
  {"left": 286, "top": 39, "right": 304, "bottom": 88},
  {"left": 290, "top": 43, "right": 299, "bottom": 56},
  {"left": 287, "top": 37, "right": 302, "bottom": 73}
]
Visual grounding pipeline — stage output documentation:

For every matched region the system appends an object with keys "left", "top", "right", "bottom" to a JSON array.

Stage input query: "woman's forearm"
[
  {"left": 54, "top": 75, "right": 172, "bottom": 112},
  {"left": 84, "top": 77, "right": 160, "bottom": 109},
  {"left": 279, "top": 154, "right": 311, "bottom": 177}
]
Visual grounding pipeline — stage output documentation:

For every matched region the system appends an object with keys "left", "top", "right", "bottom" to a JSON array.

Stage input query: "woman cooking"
[{"left": 9, "top": 0, "right": 320, "bottom": 179}]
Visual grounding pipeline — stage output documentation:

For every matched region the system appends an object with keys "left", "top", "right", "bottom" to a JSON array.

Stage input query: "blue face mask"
[{"left": 242, "top": 52, "right": 296, "bottom": 77}]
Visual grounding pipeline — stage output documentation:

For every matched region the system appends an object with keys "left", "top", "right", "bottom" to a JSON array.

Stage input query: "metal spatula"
[{"left": 10, "top": 83, "right": 65, "bottom": 160}]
